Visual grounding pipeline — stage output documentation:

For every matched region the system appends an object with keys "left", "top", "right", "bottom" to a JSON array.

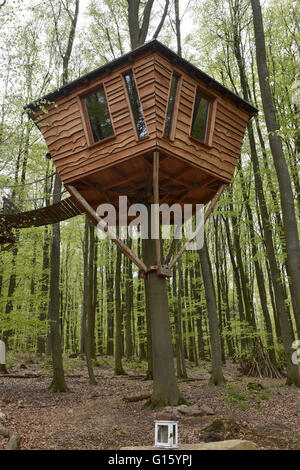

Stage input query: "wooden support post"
[
  {"left": 66, "top": 184, "right": 148, "bottom": 273},
  {"left": 168, "top": 184, "right": 226, "bottom": 269},
  {"left": 153, "top": 151, "right": 161, "bottom": 268}
]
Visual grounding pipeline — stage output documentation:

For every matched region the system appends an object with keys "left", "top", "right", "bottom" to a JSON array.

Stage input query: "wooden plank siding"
[{"left": 31, "top": 48, "right": 253, "bottom": 206}]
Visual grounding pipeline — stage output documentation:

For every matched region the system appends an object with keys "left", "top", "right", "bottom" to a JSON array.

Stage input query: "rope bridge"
[{"left": 0, "top": 173, "right": 82, "bottom": 250}]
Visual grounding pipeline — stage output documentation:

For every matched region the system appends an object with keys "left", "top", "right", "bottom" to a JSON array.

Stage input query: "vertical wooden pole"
[{"left": 153, "top": 151, "right": 161, "bottom": 268}]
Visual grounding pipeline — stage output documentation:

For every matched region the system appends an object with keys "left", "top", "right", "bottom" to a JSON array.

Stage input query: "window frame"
[
  {"left": 163, "top": 73, "right": 182, "bottom": 141},
  {"left": 122, "top": 68, "right": 148, "bottom": 142},
  {"left": 189, "top": 85, "right": 217, "bottom": 148},
  {"left": 78, "top": 83, "right": 116, "bottom": 148}
]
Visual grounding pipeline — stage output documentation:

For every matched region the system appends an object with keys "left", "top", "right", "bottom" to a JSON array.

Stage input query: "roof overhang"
[{"left": 24, "top": 39, "right": 258, "bottom": 117}]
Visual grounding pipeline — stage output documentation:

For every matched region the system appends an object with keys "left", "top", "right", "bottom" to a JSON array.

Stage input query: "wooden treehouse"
[{"left": 7, "top": 39, "right": 258, "bottom": 274}]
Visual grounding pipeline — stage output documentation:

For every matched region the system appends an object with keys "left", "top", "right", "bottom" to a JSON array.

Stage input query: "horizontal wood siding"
[
  {"left": 33, "top": 49, "right": 251, "bottom": 188},
  {"left": 154, "top": 53, "right": 250, "bottom": 182}
]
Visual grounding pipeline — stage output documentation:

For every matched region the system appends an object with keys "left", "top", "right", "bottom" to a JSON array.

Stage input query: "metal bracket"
[{"left": 140, "top": 264, "right": 173, "bottom": 280}]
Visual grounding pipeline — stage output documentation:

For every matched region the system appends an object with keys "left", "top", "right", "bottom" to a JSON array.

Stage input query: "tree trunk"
[
  {"left": 199, "top": 239, "right": 225, "bottom": 386},
  {"left": 48, "top": 174, "right": 69, "bottom": 392},
  {"left": 251, "top": 0, "right": 300, "bottom": 329},
  {"left": 125, "top": 238, "right": 133, "bottom": 358},
  {"left": 174, "top": 261, "right": 187, "bottom": 378},
  {"left": 106, "top": 247, "right": 114, "bottom": 355},
  {"left": 115, "top": 233, "right": 126, "bottom": 375},
  {"left": 142, "top": 232, "right": 185, "bottom": 408}
]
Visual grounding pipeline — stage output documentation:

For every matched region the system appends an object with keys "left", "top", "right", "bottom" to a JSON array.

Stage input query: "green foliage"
[{"left": 227, "top": 389, "right": 247, "bottom": 402}]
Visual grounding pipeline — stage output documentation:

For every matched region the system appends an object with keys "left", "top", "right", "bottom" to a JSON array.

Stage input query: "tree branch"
[
  {"left": 153, "top": 0, "right": 170, "bottom": 39},
  {"left": 127, "top": 0, "right": 140, "bottom": 49},
  {"left": 139, "top": 0, "right": 155, "bottom": 45}
]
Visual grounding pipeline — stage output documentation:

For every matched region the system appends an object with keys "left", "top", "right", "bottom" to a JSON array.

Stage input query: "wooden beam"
[
  {"left": 66, "top": 184, "right": 148, "bottom": 273},
  {"left": 153, "top": 151, "right": 161, "bottom": 267}
]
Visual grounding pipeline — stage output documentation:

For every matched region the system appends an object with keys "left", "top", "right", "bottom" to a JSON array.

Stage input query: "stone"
[
  {"left": 0, "top": 412, "right": 5, "bottom": 421},
  {"left": 199, "top": 404, "right": 215, "bottom": 415},
  {"left": 178, "top": 405, "right": 204, "bottom": 417},
  {"left": 120, "top": 440, "right": 259, "bottom": 450}
]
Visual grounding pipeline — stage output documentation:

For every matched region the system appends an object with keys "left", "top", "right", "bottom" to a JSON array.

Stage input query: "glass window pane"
[
  {"left": 190, "top": 92, "right": 210, "bottom": 142},
  {"left": 124, "top": 71, "right": 148, "bottom": 140},
  {"left": 158, "top": 425, "right": 169, "bottom": 444},
  {"left": 85, "top": 88, "right": 114, "bottom": 143},
  {"left": 164, "top": 75, "right": 179, "bottom": 138}
]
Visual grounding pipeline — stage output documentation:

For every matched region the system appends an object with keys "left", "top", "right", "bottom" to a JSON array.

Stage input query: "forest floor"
[{"left": 0, "top": 355, "right": 299, "bottom": 450}]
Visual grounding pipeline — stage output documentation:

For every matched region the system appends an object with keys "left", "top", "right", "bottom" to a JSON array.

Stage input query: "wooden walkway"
[{"left": 0, "top": 197, "right": 82, "bottom": 230}]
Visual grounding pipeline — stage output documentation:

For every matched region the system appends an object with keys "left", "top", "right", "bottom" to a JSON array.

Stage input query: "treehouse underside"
[{"left": 69, "top": 148, "right": 225, "bottom": 223}]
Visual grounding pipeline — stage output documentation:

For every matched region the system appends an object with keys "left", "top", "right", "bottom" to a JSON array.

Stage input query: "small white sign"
[{"left": 0, "top": 340, "right": 6, "bottom": 365}]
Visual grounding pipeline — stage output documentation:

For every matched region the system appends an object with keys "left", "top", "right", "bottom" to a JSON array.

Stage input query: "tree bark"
[
  {"left": 48, "top": 174, "right": 69, "bottom": 392},
  {"left": 174, "top": 260, "right": 187, "bottom": 378},
  {"left": 83, "top": 217, "right": 97, "bottom": 385},
  {"left": 251, "top": 0, "right": 300, "bottom": 329},
  {"left": 199, "top": 239, "right": 225, "bottom": 386},
  {"left": 114, "top": 233, "right": 126, "bottom": 375},
  {"left": 142, "top": 230, "right": 185, "bottom": 407}
]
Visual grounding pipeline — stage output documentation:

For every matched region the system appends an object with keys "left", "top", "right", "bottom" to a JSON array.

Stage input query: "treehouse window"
[
  {"left": 190, "top": 91, "right": 210, "bottom": 143},
  {"left": 84, "top": 87, "right": 114, "bottom": 143},
  {"left": 124, "top": 71, "right": 148, "bottom": 140},
  {"left": 164, "top": 74, "right": 179, "bottom": 139}
]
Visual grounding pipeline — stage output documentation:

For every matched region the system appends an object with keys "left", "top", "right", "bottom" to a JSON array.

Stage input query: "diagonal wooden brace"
[
  {"left": 168, "top": 183, "right": 226, "bottom": 270},
  {"left": 66, "top": 184, "right": 148, "bottom": 273}
]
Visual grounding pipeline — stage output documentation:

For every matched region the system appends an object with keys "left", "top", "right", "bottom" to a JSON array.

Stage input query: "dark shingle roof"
[{"left": 25, "top": 39, "right": 258, "bottom": 116}]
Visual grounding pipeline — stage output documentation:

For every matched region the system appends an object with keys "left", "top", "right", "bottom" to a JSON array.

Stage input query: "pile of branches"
[{"left": 238, "top": 337, "right": 284, "bottom": 379}]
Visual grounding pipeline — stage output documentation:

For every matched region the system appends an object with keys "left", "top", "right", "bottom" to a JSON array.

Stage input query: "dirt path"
[{"left": 0, "top": 357, "right": 299, "bottom": 450}]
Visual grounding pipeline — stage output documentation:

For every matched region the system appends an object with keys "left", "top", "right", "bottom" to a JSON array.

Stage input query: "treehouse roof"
[{"left": 25, "top": 39, "right": 258, "bottom": 117}]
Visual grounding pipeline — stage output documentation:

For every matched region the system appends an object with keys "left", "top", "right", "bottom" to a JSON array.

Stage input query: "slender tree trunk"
[
  {"left": 47, "top": 0, "right": 79, "bottom": 390},
  {"left": 87, "top": 221, "right": 96, "bottom": 359},
  {"left": 251, "top": 0, "right": 300, "bottom": 328},
  {"left": 115, "top": 234, "right": 126, "bottom": 375},
  {"left": 174, "top": 261, "right": 187, "bottom": 378},
  {"left": 199, "top": 239, "right": 225, "bottom": 386},
  {"left": 106, "top": 248, "right": 114, "bottom": 355},
  {"left": 125, "top": 238, "right": 133, "bottom": 358},
  {"left": 83, "top": 217, "right": 97, "bottom": 385},
  {"left": 48, "top": 174, "right": 69, "bottom": 392}
]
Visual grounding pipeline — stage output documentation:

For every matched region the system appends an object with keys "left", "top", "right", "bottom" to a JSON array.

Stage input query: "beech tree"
[
  {"left": 250, "top": 0, "right": 300, "bottom": 331},
  {"left": 47, "top": 0, "right": 80, "bottom": 392}
]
